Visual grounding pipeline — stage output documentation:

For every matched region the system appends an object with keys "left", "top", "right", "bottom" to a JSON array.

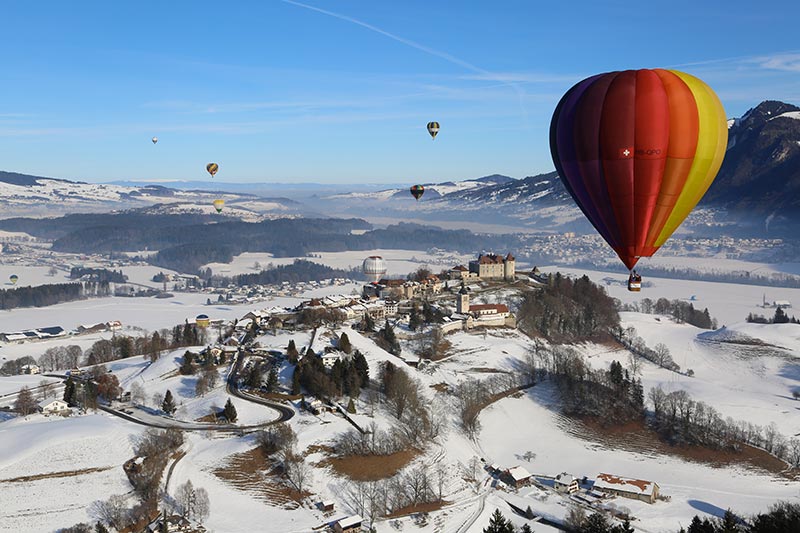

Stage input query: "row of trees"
[
  {"left": 256, "top": 423, "right": 312, "bottom": 493},
  {"left": 649, "top": 385, "right": 800, "bottom": 467},
  {"left": 517, "top": 273, "right": 620, "bottom": 342},
  {"left": 746, "top": 307, "right": 800, "bottom": 324},
  {"left": 614, "top": 326, "right": 681, "bottom": 373},
  {"left": 0, "top": 281, "right": 109, "bottom": 310},
  {"left": 69, "top": 267, "right": 127, "bottom": 283},
  {"left": 620, "top": 297, "right": 717, "bottom": 330}
]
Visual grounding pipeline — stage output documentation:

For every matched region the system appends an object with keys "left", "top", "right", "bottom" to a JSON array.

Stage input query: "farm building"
[
  {"left": 554, "top": 472, "right": 579, "bottom": 494},
  {"left": 503, "top": 466, "right": 532, "bottom": 487},
  {"left": 333, "top": 514, "right": 363, "bottom": 533},
  {"left": 592, "top": 472, "right": 659, "bottom": 504}
]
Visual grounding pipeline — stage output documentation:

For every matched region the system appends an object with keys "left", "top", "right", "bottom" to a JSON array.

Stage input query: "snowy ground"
[
  {"left": 3, "top": 274, "right": 800, "bottom": 532},
  {"left": 202, "top": 249, "right": 473, "bottom": 278},
  {"left": 543, "top": 265, "right": 800, "bottom": 327}
]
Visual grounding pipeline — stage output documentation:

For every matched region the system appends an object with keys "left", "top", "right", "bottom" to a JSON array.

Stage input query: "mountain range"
[{"left": 2, "top": 100, "right": 799, "bottom": 235}]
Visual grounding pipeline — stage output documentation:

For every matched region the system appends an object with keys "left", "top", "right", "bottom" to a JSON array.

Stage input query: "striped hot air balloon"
[
  {"left": 362, "top": 256, "right": 387, "bottom": 283},
  {"left": 427, "top": 121, "right": 440, "bottom": 139},
  {"left": 206, "top": 163, "right": 219, "bottom": 177},
  {"left": 550, "top": 69, "right": 727, "bottom": 273},
  {"left": 410, "top": 185, "right": 425, "bottom": 201}
]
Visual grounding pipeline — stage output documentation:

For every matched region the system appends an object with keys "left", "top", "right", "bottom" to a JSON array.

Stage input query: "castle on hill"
[{"left": 449, "top": 252, "right": 515, "bottom": 282}]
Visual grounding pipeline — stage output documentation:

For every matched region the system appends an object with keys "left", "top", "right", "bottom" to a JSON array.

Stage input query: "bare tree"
[
  {"left": 194, "top": 487, "right": 210, "bottom": 523},
  {"left": 284, "top": 452, "right": 312, "bottom": 493},
  {"left": 627, "top": 351, "right": 642, "bottom": 377},
  {"left": 14, "top": 386, "right": 38, "bottom": 416},
  {"left": 175, "top": 479, "right": 196, "bottom": 518},
  {"left": 565, "top": 504, "right": 587, "bottom": 531},
  {"left": 195, "top": 374, "right": 210, "bottom": 397},
  {"left": 38, "top": 379, "right": 56, "bottom": 400},
  {"left": 89, "top": 494, "right": 129, "bottom": 531},
  {"left": 653, "top": 343, "right": 671, "bottom": 367},
  {"left": 130, "top": 382, "right": 145, "bottom": 405}
]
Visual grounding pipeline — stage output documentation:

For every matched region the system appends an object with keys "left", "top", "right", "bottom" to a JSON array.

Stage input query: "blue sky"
[{"left": 2, "top": 0, "right": 800, "bottom": 184}]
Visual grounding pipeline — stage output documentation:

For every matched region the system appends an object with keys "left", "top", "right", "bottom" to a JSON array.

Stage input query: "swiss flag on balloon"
[{"left": 619, "top": 147, "right": 633, "bottom": 159}]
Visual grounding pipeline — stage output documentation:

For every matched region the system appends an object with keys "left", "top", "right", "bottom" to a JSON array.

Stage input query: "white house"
[
  {"left": 554, "top": 472, "right": 579, "bottom": 494},
  {"left": 38, "top": 399, "right": 69, "bottom": 415},
  {"left": 21, "top": 364, "right": 40, "bottom": 375}
]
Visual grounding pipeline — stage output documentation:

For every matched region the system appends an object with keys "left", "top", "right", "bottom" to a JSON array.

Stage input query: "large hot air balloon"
[
  {"left": 426, "top": 121, "right": 440, "bottom": 139},
  {"left": 9, "top": 274, "right": 18, "bottom": 285},
  {"left": 206, "top": 163, "right": 219, "bottom": 177},
  {"left": 152, "top": 137, "right": 158, "bottom": 144},
  {"left": 213, "top": 199, "right": 225, "bottom": 213},
  {"left": 410, "top": 185, "right": 425, "bottom": 201},
  {"left": 362, "top": 256, "right": 387, "bottom": 283},
  {"left": 550, "top": 69, "right": 727, "bottom": 275},
  {"left": 195, "top": 314, "right": 210, "bottom": 328}
]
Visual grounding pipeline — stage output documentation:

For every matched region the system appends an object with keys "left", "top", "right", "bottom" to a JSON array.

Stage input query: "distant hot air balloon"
[
  {"left": 362, "top": 256, "right": 387, "bottom": 283},
  {"left": 152, "top": 137, "right": 158, "bottom": 144},
  {"left": 550, "top": 69, "right": 727, "bottom": 276},
  {"left": 206, "top": 163, "right": 219, "bottom": 177},
  {"left": 213, "top": 199, "right": 225, "bottom": 213},
  {"left": 9, "top": 274, "right": 18, "bottom": 285},
  {"left": 427, "top": 121, "right": 440, "bottom": 139},
  {"left": 410, "top": 185, "right": 425, "bottom": 201},
  {"left": 195, "top": 314, "right": 210, "bottom": 328}
]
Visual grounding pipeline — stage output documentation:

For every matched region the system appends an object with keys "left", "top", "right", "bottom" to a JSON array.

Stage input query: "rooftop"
[{"left": 594, "top": 473, "right": 657, "bottom": 496}]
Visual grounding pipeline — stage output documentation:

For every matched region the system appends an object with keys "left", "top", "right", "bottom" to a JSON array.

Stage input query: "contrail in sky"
[{"left": 281, "top": 0, "right": 529, "bottom": 121}]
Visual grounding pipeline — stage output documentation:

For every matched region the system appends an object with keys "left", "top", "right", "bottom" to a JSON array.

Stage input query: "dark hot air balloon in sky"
[
  {"left": 152, "top": 137, "right": 158, "bottom": 144},
  {"left": 550, "top": 69, "right": 727, "bottom": 271},
  {"left": 427, "top": 121, "right": 439, "bottom": 139},
  {"left": 410, "top": 184, "right": 425, "bottom": 201},
  {"left": 206, "top": 163, "right": 219, "bottom": 177}
]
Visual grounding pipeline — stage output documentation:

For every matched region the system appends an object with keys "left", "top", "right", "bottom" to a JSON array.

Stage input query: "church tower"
[{"left": 457, "top": 283, "right": 470, "bottom": 314}]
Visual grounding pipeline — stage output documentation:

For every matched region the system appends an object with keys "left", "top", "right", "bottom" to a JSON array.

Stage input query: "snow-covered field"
[
  {"left": 202, "top": 249, "right": 473, "bottom": 278},
  {"left": 544, "top": 265, "right": 800, "bottom": 327},
  {"left": 3, "top": 271, "right": 800, "bottom": 532}
]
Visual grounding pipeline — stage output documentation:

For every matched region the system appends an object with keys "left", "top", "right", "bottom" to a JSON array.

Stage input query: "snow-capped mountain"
[{"left": 0, "top": 171, "right": 309, "bottom": 220}]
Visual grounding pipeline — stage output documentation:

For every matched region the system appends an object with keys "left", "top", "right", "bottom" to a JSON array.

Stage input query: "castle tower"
[
  {"left": 457, "top": 284, "right": 470, "bottom": 314},
  {"left": 504, "top": 253, "right": 516, "bottom": 281}
]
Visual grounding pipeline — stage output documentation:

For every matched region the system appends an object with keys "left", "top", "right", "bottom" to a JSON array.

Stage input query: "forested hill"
[{"left": 0, "top": 213, "right": 521, "bottom": 273}]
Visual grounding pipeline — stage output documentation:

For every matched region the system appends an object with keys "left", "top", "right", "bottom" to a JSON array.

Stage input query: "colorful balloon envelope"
[
  {"left": 206, "top": 163, "right": 219, "bottom": 177},
  {"left": 410, "top": 184, "right": 425, "bottom": 201},
  {"left": 152, "top": 137, "right": 158, "bottom": 144},
  {"left": 550, "top": 69, "right": 727, "bottom": 270},
  {"left": 427, "top": 121, "right": 439, "bottom": 139},
  {"left": 213, "top": 199, "right": 225, "bottom": 213},
  {"left": 195, "top": 314, "right": 210, "bottom": 328},
  {"left": 9, "top": 274, "right": 18, "bottom": 285}
]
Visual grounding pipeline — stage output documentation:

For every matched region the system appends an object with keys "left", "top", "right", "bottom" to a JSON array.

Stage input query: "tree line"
[
  {"left": 746, "top": 306, "right": 800, "bottom": 324},
  {"left": 69, "top": 267, "right": 127, "bottom": 283},
  {"left": 619, "top": 297, "right": 716, "bottom": 329},
  {"left": 0, "top": 281, "right": 109, "bottom": 310}
]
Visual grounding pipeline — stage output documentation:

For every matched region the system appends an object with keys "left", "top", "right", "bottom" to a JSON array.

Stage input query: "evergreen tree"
[
  {"left": 380, "top": 320, "right": 401, "bottom": 355},
  {"left": 520, "top": 525, "right": 533, "bottom": 533},
  {"left": 287, "top": 339, "right": 299, "bottom": 363},
  {"left": 583, "top": 512, "right": 611, "bottom": 533},
  {"left": 338, "top": 332, "right": 352, "bottom": 354},
  {"left": 774, "top": 307, "right": 790, "bottom": 324},
  {"left": 483, "top": 509, "right": 514, "bottom": 533},
  {"left": 687, "top": 516, "right": 716, "bottom": 533},
  {"left": 266, "top": 367, "right": 279, "bottom": 392},
  {"left": 717, "top": 510, "right": 742, "bottom": 533},
  {"left": 223, "top": 398, "right": 238, "bottom": 422},
  {"left": 363, "top": 312, "right": 376, "bottom": 332},
  {"left": 179, "top": 351, "right": 196, "bottom": 375},
  {"left": 291, "top": 367, "right": 301, "bottom": 395},
  {"left": 409, "top": 306, "right": 421, "bottom": 331},
  {"left": 353, "top": 350, "right": 369, "bottom": 386},
  {"left": 162, "top": 390, "right": 176, "bottom": 415},
  {"left": 347, "top": 397, "right": 356, "bottom": 414},
  {"left": 95, "top": 522, "right": 109, "bottom": 533},
  {"left": 63, "top": 377, "right": 76, "bottom": 406}
]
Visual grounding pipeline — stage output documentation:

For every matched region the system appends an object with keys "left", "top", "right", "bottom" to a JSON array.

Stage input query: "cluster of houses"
[{"left": 488, "top": 464, "right": 660, "bottom": 505}]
